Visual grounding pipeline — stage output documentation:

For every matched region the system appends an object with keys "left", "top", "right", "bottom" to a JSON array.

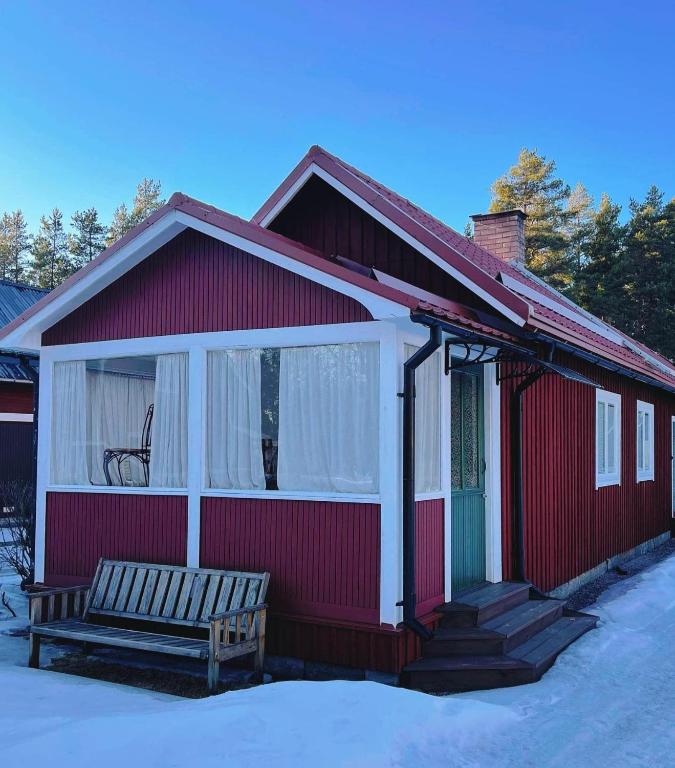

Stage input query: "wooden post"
[
  {"left": 28, "top": 632, "right": 40, "bottom": 669},
  {"left": 208, "top": 618, "right": 221, "bottom": 694},
  {"left": 28, "top": 595, "right": 42, "bottom": 669},
  {"left": 254, "top": 608, "right": 266, "bottom": 678}
]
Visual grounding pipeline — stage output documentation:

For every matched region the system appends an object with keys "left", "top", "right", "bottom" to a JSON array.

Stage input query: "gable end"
[{"left": 42, "top": 228, "right": 372, "bottom": 345}]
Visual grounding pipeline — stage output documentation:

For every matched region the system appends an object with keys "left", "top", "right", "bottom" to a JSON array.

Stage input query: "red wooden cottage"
[{"left": 2, "top": 146, "right": 674, "bottom": 690}]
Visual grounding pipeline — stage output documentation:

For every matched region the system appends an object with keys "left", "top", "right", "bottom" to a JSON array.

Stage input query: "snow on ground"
[{"left": 1, "top": 554, "right": 675, "bottom": 768}]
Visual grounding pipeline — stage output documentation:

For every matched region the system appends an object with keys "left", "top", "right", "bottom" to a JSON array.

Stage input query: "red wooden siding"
[
  {"left": 415, "top": 498, "right": 445, "bottom": 616},
  {"left": 500, "top": 355, "right": 675, "bottom": 592},
  {"left": 44, "top": 493, "right": 187, "bottom": 585},
  {"left": 269, "top": 175, "right": 492, "bottom": 310},
  {"left": 42, "top": 229, "right": 371, "bottom": 345},
  {"left": 200, "top": 497, "right": 380, "bottom": 624},
  {"left": 267, "top": 611, "right": 440, "bottom": 674},
  {"left": 0, "top": 381, "right": 33, "bottom": 413}
]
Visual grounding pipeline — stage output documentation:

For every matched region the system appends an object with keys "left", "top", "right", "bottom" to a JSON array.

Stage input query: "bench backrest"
[{"left": 85, "top": 559, "right": 269, "bottom": 629}]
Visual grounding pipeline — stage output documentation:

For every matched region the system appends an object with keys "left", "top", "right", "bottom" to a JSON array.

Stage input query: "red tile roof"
[{"left": 254, "top": 146, "right": 675, "bottom": 390}]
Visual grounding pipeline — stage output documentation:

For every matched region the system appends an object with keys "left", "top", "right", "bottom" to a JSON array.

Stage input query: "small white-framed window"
[
  {"left": 636, "top": 400, "right": 655, "bottom": 482},
  {"left": 596, "top": 390, "right": 621, "bottom": 488}
]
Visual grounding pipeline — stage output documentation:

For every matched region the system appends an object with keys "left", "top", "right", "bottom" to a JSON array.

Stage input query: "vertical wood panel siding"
[
  {"left": 270, "top": 176, "right": 492, "bottom": 309},
  {"left": 0, "top": 422, "right": 32, "bottom": 484},
  {"left": 200, "top": 497, "right": 380, "bottom": 624},
  {"left": 0, "top": 382, "right": 33, "bottom": 413},
  {"left": 44, "top": 493, "right": 187, "bottom": 585},
  {"left": 266, "top": 612, "right": 440, "bottom": 674},
  {"left": 42, "top": 229, "right": 371, "bottom": 345},
  {"left": 414, "top": 498, "right": 445, "bottom": 616},
  {"left": 500, "top": 354, "right": 675, "bottom": 592}
]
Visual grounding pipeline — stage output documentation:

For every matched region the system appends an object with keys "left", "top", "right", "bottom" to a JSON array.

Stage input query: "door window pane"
[{"left": 462, "top": 373, "right": 480, "bottom": 488}]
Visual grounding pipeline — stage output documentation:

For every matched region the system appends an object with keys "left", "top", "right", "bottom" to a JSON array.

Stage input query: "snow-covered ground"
[{"left": 1, "top": 554, "right": 674, "bottom": 768}]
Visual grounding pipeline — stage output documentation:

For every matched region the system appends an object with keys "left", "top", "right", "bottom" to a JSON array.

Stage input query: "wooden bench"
[{"left": 28, "top": 559, "right": 270, "bottom": 693}]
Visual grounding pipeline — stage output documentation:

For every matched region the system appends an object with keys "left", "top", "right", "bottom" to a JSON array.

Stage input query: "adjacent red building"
[
  {"left": 0, "top": 280, "right": 47, "bottom": 487},
  {"left": 2, "top": 147, "right": 673, "bottom": 680}
]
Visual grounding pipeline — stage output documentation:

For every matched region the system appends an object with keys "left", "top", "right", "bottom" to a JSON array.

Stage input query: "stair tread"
[
  {"left": 483, "top": 598, "right": 565, "bottom": 636},
  {"left": 432, "top": 626, "right": 503, "bottom": 642},
  {"left": 438, "top": 582, "right": 530, "bottom": 614},
  {"left": 509, "top": 615, "right": 597, "bottom": 668},
  {"left": 405, "top": 654, "right": 530, "bottom": 672}
]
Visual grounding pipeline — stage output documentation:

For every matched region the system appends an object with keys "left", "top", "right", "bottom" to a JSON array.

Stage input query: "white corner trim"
[
  {"left": 0, "top": 412, "right": 33, "bottom": 422},
  {"left": 34, "top": 359, "right": 52, "bottom": 583},
  {"left": 484, "top": 363, "right": 502, "bottom": 584},
  {"left": 378, "top": 323, "right": 401, "bottom": 625},
  {"left": 261, "top": 163, "right": 528, "bottom": 328}
]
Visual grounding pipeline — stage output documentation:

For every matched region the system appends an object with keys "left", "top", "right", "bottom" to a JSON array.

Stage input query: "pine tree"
[
  {"left": 30, "top": 208, "right": 71, "bottom": 289},
  {"left": 574, "top": 194, "right": 625, "bottom": 321},
  {"left": 616, "top": 187, "right": 675, "bottom": 359},
  {"left": 106, "top": 179, "right": 164, "bottom": 246},
  {"left": 564, "top": 182, "right": 595, "bottom": 277},
  {"left": 70, "top": 207, "right": 106, "bottom": 267},
  {"left": 490, "top": 149, "right": 571, "bottom": 289},
  {"left": 0, "top": 211, "right": 30, "bottom": 283},
  {"left": 130, "top": 178, "right": 164, "bottom": 225}
]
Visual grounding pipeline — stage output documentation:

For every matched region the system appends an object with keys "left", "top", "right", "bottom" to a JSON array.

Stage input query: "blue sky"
[{"left": 1, "top": 1, "right": 673, "bottom": 233}]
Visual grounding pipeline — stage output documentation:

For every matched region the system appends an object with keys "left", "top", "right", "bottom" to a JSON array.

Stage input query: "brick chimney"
[{"left": 471, "top": 210, "right": 526, "bottom": 266}]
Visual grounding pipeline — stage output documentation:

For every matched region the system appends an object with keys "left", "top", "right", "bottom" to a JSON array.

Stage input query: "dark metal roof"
[{"left": 0, "top": 280, "right": 48, "bottom": 381}]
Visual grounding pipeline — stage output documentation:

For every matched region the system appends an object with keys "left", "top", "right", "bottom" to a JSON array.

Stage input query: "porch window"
[
  {"left": 636, "top": 400, "right": 654, "bottom": 482},
  {"left": 405, "top": 345, "right": 441, "bottom": 493},
  {"left": 206, "top": 342, "right": 380, "bottom": 494},
  {"left": 596, "top": 390, "right": 621, "bottom": 488},
  {"left": 50, "top": 353, "right": 188, "bottom": 488}
]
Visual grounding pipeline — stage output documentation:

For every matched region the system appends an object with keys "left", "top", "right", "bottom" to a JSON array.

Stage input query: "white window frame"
[
  {"left": 636, "top": 400, "right": 655, "bottom": 483},
  {"left": 595, "top": 389, "right": 621, "bottom": 489}
]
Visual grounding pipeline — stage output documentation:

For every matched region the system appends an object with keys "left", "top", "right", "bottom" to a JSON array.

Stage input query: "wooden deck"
[{"left": 401, "top": 581, "right": 597, "bottom": 693}]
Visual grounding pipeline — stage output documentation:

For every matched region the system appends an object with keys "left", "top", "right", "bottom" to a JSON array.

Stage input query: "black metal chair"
[{"left": 103, "top": 403, "right": 154, "bottom": 486}]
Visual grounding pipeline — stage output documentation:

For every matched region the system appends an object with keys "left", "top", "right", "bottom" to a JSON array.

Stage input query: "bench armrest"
[
  {"left": 30, "top": 586, "right": 90, "bottom": 625},
  {"left": 208, "top": 602, "right": 267, "bottom": 622}
]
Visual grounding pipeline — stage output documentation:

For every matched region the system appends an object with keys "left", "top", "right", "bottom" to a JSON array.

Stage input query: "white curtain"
[
  {"left": 149, "top": 353, "right": 188, "bottom": 487},
  {"left": 87, "top": 371, "right": 155, "bottom": 485},
  {"left": 51, "top": 361, "right": 89, "bottom": 485},
  {"left": 207, "top": 349, "right": 265, "bottom": 490},
  {"left": 405, "top": 345, "right": 441, "bottom": 493},
  {"left": 277, "top": 343, "right": 379, "bottom": 493}
]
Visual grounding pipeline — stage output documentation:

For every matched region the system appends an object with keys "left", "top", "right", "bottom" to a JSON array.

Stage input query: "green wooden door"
[{"left": 451, "top": 365, "right": 486, "bottom": 593}]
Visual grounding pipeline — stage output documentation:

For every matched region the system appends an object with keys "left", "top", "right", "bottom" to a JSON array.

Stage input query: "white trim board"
[
  {"left": 0, "top": 412, "right": 33, "bottom": 422},
  {"left": 259, "top": 163, "right": 528, "bottom": 328}
]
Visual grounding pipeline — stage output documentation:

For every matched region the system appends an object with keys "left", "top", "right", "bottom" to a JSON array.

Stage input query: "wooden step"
[
  {"left": 436, "top": 581, "right": 531, "bottom": 628},
  {"left": 509, "top": 614, "right": 597, "bottom": 674},
  {"left": 423, "top": 626, "right": 504, "bottom": 657},
  {"left": 401, "top": 654, "right": 533, "bottom": 694},
  {"left": 482, "top": 598, "right": 565, "bottom": 652}
]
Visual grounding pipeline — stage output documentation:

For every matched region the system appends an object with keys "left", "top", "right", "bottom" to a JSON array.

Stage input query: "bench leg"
[
  {"left": 28, "top": 633, "right": 40, "bottom": 669},
  {"left": 254, "top": 609, "right": 266, "bottom": 680},
  {"left": 207, "top": 654, "right": 220, "bottom": 694}
]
